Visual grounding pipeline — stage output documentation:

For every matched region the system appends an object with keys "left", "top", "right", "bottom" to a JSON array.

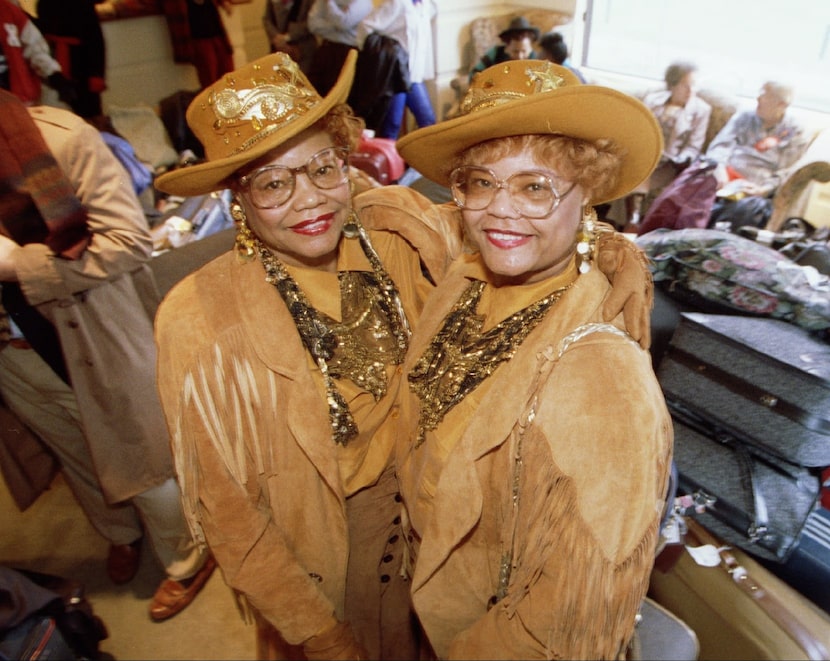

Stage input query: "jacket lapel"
[{"left": 232, "top": 257, "right": 345, "bottom": 499}]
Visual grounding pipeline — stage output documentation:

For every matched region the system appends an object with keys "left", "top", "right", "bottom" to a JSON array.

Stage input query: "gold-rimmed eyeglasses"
[
  {"left": 449, "top": 165, "right": 575, "bottom": 219},
  {"left": 238, "top": 147, "right": 350, "bottom": 209}
]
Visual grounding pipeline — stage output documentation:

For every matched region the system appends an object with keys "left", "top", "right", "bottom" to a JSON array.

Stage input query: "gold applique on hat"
[
  {"left": 461, "top": 61, "right": 567, "bottom": 115},
  {"left": 527, "top": 65, "right": 566, "bottom": 93},
  {"left": 207, "top": 53, "right": 320, "bottom": 153}
]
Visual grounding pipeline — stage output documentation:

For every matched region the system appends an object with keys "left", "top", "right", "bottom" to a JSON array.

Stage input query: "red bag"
[
  {"left": 350, "top": 135, "right": 406, "bottom": 184},
  {"left": 638, "top": 159, "right": 718, "bottom": 235},
  {"left": 349, "top": 151, "right": 392, "bottom": 186}
]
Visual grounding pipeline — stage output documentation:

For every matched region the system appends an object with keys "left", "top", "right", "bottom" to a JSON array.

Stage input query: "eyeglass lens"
[
  {"left": 247, "top": 148, "right": 349, "bottom": 208},
  {"left": 450, "top": 166, "right": 562, "bottom": 218}
]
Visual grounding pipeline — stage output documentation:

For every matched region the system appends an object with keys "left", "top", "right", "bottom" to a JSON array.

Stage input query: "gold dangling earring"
[
  {"left": 576, "top": 206, "right": 598, "bottom": 274},
  {"left": 230, "top": 198, "right": 256, "bottom": 263},
  {"left": 342, "top": 209, "right": 360, "bottom": 239},
  {"left": 341, "top": 175, "right": 360, "bottom": 239}
]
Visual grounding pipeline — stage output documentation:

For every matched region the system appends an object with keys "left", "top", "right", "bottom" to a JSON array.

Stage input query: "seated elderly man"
[{"left": 705, "top": 81, "right": 809, "bottom": 229}]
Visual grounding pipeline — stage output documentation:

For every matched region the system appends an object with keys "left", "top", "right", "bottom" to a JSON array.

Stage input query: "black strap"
[{"left": 667, "top": 346, "right": 830, "bottom": 435}]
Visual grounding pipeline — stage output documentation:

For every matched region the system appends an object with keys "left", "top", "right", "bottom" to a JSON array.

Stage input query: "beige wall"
[{"left": 98, "top": 5, "right": 255, "bottom": 111}]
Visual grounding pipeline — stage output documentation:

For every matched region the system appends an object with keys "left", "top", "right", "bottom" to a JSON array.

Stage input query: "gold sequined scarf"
[
  {"left": 409, "top": 279, "right": 571, "bottom": 446},
  {"left": 256, "top": 214, "right": 410, "bottom": 446}
]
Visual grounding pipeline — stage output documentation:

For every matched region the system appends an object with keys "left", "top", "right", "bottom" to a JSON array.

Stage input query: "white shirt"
[
  {"left": 355, "top": 0, "right": 436, "bottom": 83},
  {"left": 307, "top": 0, "right": 374, "bottom": 46}
]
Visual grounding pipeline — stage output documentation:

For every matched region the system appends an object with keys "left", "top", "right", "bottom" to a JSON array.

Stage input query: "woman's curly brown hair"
[{"left": 318, "top": 103, "right": 366, "bottom": 152}]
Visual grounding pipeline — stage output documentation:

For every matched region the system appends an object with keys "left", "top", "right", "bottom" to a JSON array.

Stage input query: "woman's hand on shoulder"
[{"left": 596, "top": 231, "right": 653, "bottom": 351}]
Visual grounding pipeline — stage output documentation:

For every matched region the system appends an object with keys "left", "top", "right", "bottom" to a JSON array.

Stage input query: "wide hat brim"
[
  {"left": 397, "top": 66, "right": 662, "bottom": 205},
  {"left": 156, "top": 50, "right": 358, "bottom": 197},
  {"left": 499, "top": 27, "right": 540, "bottom": 41}
]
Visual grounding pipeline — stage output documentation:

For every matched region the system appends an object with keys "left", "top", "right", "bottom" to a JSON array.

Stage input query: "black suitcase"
[
  {"left": 658, "top": 312, "right": 830, "bottom": 467},
  {"left": 658, "top": 312, "right": 830, "bottom": 562},
  {"left": 669, "top": 403, "right": 821, "bottom": 562}
]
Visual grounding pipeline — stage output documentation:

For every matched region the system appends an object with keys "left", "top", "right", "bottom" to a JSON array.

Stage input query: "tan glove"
[
  {"left": 302, "top": 620, "right": 369, "bottom": 661},
  {"left": 596, "top": 231, "right": 654, "bottom": 351}
]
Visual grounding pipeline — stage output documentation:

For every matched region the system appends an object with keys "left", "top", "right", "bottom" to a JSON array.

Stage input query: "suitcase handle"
[{"left": 669, "top": 400, "right": 773, "bottom": 545}]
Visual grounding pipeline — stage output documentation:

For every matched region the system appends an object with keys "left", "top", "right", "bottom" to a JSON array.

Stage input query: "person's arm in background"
[
  {"left": 771, "top": 117, "right": 810, "bottom": 183},
  {"left": 18, "top": 16, "right": 60, "bottom": 79},
  {"left": 262, "top": 0, "right": 285, "bottom": 45},
  {"left": 0, "top": 108, "right": 152, "bottom": 303},
  {"left": 263, "top": 0, "right": 297, "bottom": 56},
  {"left": 705, "top": 111, "right": 746, "bottom": 188},
  {"left": 11, "top": 5, "right": 75, "bottom": 104},
  {"left": 95, "top": 0, "right": 161, "bottom": 20},
  {"left": 79, "top": 2, "right": 108, "bottom": 93},
  {"left": 469, "top": 46, "right": 498, "bottom": 80},
  {"left": 309, "top": 0, "right": 372, "bottom": 43},
  {"left": 675, "top": 97, "right": 712, "bottom": 165}
]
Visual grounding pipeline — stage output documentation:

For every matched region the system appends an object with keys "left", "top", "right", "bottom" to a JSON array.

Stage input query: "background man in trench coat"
[{"left": 0, "top": 88, "right": 214, "bottom": 621}]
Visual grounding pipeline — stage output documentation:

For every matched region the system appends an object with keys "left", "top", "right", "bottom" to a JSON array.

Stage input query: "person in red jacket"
[
  {"left": 0, "top": 0, "right": 73, "bottom": 105},
  {"left": 163, "top": 0, "right": 235, "bottom": 88}
]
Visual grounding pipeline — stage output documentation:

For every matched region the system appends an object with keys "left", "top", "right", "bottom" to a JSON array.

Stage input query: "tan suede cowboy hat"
[
  {"left": 156, "top": 50, "right": 358, "bottom": 197},
  {"left": 396, "top": 60, "right": 662, "bottom": 204}
]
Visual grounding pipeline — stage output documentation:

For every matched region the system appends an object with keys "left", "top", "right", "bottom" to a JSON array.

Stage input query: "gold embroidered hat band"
[
  {"left": 155, "top": 50, "right": 358, "bottom": 197},
  {"left": 396, "top": 60, "right": 663, "bottom": 205}
]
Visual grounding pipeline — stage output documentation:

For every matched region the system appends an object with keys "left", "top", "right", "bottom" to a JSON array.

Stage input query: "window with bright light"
[{"left": 582, "top": 0, "right": 830, "bottom": 113}]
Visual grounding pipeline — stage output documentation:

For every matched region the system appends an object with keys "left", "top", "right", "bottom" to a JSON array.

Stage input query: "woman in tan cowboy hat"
[
  {"left": 153, "top": 49, "right": 455, "bottom": 660},
  {"left": 394, "top": 61, "right": 673, "bottom": 659},
  {"left": 153, "top": 51, "right": 653, "bottom": 660}
]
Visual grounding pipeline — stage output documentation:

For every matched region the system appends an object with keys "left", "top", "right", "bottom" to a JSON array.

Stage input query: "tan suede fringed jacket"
[
  {"left": 397, "top": 257, "right": 673, "bottom": 660},
  {"left": 154, "top": 186, "right": 461, "bottom": 646}
]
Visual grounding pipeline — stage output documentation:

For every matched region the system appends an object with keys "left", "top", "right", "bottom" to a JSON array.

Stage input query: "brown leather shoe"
[
  {"left": 107, "top": 539, "right": 142, "bottom": 584},
  {"left": 149, "top": 555, "right": 216, "bottom": 622}
]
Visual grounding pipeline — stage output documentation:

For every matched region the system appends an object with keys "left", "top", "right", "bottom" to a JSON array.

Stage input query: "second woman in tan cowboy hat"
[
  {"left": 153, "top": 51, "right": 655, "bottom": 659},
  {"left": 394, "top": 61, "right": 672, "bottom": 659}
]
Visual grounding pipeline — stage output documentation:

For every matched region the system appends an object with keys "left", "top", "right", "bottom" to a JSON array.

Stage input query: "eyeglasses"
[
  {"left": 449, "top": 166, "right": 574, "bottom": 219},
  {"left": 239, "top": 147, "right": 350, "bottom": 209}
]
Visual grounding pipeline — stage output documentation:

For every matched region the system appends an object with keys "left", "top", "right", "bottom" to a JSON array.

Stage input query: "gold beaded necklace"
[
  {"left": 409, "top": 279, "right": 571, "bottom": 447},
  {"left": 256, "top": 214, "right": 410, "bottom": 445}
]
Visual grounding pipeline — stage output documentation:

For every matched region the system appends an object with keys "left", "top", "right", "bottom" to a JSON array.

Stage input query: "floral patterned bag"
[{"left": 636, "top": 228, "right": 830, "bottom": 332}]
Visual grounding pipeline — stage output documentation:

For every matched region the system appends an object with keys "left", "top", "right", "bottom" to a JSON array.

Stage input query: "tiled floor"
[{"left": 0, "top": 472, "right": 256, "bottom": 660}]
